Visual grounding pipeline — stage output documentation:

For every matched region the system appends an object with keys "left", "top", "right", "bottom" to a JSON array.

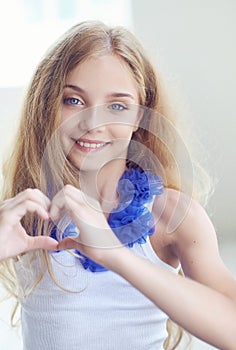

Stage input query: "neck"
[{"left": 79, "top": 159, "right": 127, "bottom": 215}]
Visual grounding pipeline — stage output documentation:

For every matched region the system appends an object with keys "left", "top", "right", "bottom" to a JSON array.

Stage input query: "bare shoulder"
[
  {"left": 152, "top": 188, "right": 216, "bottom": 247},
  {"left": 152, "top": 189, "right": 236, "bottom": 294}
]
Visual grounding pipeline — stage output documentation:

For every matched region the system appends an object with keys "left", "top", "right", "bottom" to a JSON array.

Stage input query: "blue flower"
[
  {"left": 76, "top": 252, "right": 107, "bottom": 272},
  {"left": 117, "top": 168, "right": 163, "bottom": 207},
  {"left": 109, "top": 206, "right": 144, "bottom": 226},
  {"left": 117, "top": 178, "right": 135, "bottom": 203},
  {"left": 49, "top": 167, "right": 163, "bottom": 273}
]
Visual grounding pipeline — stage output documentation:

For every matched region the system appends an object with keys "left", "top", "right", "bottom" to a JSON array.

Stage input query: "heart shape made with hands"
[{"left": 47, "top": 168, "right": 163, "bottom": 272}]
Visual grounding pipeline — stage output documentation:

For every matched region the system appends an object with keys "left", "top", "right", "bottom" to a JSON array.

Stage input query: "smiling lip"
[{"left": 73, "top": 138, "right": 109, "bottom": 152}]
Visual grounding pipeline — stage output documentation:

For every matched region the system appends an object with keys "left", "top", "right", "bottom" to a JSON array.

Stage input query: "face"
[{"left": 59, "top": 54, "right": 140, "bottom": 172}]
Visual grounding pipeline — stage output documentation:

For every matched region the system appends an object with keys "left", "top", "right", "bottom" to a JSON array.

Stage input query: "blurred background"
[{"left": 0, "top": 0, "right": 235, "bottom": 349}]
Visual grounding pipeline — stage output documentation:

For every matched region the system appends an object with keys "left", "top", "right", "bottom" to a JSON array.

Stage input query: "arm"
[
  {"left": 156, "top": 189, "right": 236, "bottom": 299},
  {"left": 0, "top": 189, "right": 58, "bottom": 260},
  {"left": 103, "top": 248, "right": 236, "bottom": 350},
  {"left": 54, "top": 185, "right": 236, "bottom": 350},
  {"left": 59, "top": 230, "right": 236, "bottom": 350}
]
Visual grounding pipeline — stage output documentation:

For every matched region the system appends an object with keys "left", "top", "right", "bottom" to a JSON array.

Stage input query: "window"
[{"left": 0, "top": 0, "right": 133, "bottom": 87}]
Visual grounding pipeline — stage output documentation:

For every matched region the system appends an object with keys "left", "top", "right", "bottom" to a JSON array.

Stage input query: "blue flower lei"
[{"left": 50, "top": 168, "right": 163, "bottom": 272}]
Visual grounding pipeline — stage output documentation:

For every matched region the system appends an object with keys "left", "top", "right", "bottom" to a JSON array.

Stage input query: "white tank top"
[{"left": 17, "top": 237, "right": 180, "bottom": 350}]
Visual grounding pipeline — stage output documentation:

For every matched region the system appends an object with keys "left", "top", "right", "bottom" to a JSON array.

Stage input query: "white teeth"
[{"left": 76, "top": 141, "right": 105, "bottom": 148}]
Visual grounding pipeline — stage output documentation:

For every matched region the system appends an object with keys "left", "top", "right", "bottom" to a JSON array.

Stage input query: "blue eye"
[
  {"left": 109, "top": 103, "right": 127, "bottom": 111},
  {"left": 63, "top": 97, "right": 83, "bottom": 105}
]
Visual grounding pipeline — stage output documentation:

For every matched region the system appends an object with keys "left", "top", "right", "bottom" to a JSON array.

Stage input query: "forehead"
[{"left": 66, "top": 54, "right": 139, "bottom": 99}]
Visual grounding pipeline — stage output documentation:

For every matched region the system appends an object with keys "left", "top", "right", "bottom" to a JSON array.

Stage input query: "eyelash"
[
  {"left": 63, "top": 98, "right": 128, "bottom": 111},
  {"left": 108, "top": 103, "right": 128, "bottom": 111},
  {"left": 63, "top": 97, "right": 83, "bottom": 106}
]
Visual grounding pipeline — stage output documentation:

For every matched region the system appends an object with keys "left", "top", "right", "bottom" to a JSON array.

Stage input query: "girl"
[
  {"left": 0, "top": 206, "right": 236, "bottom": 350},
  {"left": 56, "top": 193, "right": 236, "bottom": 350},
  {"left": 0, "top": 20, "right": 235, "bottom": 349}
]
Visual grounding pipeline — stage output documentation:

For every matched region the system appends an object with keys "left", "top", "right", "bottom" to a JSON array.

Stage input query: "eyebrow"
[{"left": 64, "top": 84, "right": 136, "bottom": 101}]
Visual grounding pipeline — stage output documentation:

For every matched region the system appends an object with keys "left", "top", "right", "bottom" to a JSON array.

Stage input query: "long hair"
[
  {"left": 0, "top": 20, "right": 208, "bottom": 349},
  {"left": 2, "top": 20, "right": 185, "bottom": 198}
]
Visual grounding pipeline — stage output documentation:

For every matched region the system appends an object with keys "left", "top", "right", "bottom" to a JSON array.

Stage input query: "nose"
[{"left": 78, "top": 106, "right": 106, "bottom": 132}]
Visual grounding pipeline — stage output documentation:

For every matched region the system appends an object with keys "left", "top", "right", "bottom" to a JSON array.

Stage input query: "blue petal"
[{"left": 48, "top": 167, "right": 163, "bottom": 273}]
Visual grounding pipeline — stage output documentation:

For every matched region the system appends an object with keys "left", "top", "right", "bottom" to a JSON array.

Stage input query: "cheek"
[
  {"left": 58, "top": 124, "right": 72, "bottom": 155},
  {"left": 60, "top": 108, "right": 73, "bottom": 125},
  {"left": 59, "top": 109, "right": 80, "bottom": 135},
  {"left": 111, "top": 125, "right": 135, "bottom": 140}
]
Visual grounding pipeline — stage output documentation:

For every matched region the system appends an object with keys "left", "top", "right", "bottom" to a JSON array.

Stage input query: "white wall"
[
  {"left": 0, "top": 3, "right": 235, "bottom": 349},
  {"left": 0, "top": 1, "right": 236, "bottom": 239},
  {"left": 132, "top": 0, "right": 236, "bottom": 238},
  {"left": 0, "top": 88, "right": 24, "bottom": 183}
]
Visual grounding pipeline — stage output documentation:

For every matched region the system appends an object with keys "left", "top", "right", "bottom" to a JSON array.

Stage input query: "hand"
[
  {"left": 51, "top": 185, "right": 121, "bottom": 264},
  {"left": 0, "top": 189, "right": 58, "bottom": 261}
]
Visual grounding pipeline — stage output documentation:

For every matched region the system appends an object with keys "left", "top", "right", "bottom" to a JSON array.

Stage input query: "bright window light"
[{"left": 0, "top": 0, "right": 133, "bottom": 87}]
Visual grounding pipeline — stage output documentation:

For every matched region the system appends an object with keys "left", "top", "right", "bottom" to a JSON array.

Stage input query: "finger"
[
  {"left": 1, "top": 200, "right": 50, "bottom": 224},
  {"left": 49, "top": 187, "right": 74, "bottom": 220},
  {"left": 50, "top": 185, "right": 84, "bottom": 221},
  {"left": 62, "top": 185, "right": 101, "bottom": 212},
  {"left": 50, "top": 195, "right": 81, "bottom": 226},
  {"left": 57, "top": 237, "right": 81, "bottom": 251},
  {"left": 26, "top": 236, "right": 58, "bottom": 251},
  {"left": 19, "top": 189, "right": 51, "bottom": 211},
  {"left": 1, "top": 189, "right": 51, "bottom": 213}
]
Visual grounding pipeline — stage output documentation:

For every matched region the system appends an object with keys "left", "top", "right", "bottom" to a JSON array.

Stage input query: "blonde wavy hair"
[{"left": 0, "top": 20, "right": 210, "bottom": 349}]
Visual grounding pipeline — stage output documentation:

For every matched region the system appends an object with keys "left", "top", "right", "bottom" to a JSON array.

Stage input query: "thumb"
[
  {"left": 57, "top": 237, "right": 81, "bottom": 251},
  {"left": 26, "top": 236, "right": 58, "bottom": 251}
]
